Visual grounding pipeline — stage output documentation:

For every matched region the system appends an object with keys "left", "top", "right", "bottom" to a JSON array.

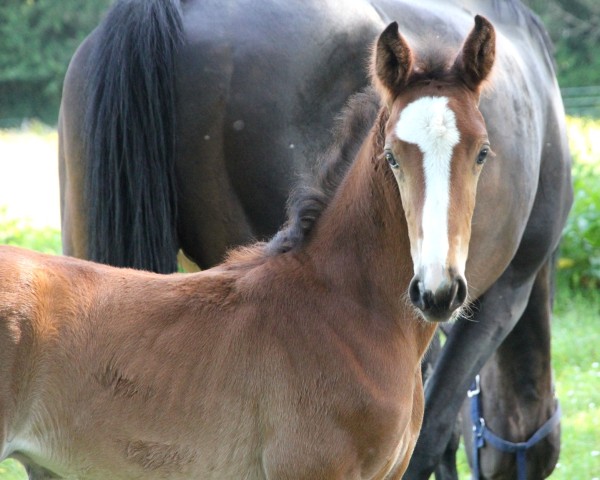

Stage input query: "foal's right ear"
[{"left": 373, "top": 22, "right": 413, "bottom": 102}]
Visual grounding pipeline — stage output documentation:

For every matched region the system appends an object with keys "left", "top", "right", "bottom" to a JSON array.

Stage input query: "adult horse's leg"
[
  {"left": 404, "top": 268, "right": 536, "bottom": 479},
  {"left": 427, "top": 327, "right": 461, "bottom": 480},
  {"left": 461, "top": 256, "right": 560, "bottom": 479},
  {"left": 172, "top": 37, "right": 258, "bottom": 269},
  {"left": 433, "top": 417, "right": 461, "bottom": 480}
]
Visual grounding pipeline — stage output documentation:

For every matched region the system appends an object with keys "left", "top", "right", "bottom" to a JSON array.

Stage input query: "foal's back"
[{"left": 0, "top": 246, "right": 279, "bottom": 477}]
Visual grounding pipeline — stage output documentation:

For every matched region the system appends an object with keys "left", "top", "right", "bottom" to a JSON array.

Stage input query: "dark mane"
[{"left": 265, "top": 88, "right": 382, "bottom": 255}]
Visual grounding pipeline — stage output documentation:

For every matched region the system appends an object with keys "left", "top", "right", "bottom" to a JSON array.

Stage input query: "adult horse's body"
[
  {"left": 59, "top": 0, "right": 382, "bottom": 272},
  {"left": 3, "top": 18, "right": 496, "bottom": 477},
  {"left": 58, "top": 0, "right": 573, "bottom": 478}
]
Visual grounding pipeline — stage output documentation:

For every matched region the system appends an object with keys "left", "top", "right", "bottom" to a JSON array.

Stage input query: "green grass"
[
  {"left": 0, "top": 461, "right": 26, "bottom": 480},
  {"left": 0, "top": 207, "right": 61, "bottom": 254},
  {"left": 551, "top": 289, "right": 600, "bottom": 479}
]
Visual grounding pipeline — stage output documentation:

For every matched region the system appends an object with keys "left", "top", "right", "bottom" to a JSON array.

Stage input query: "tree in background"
[
  {"left": 524, "top": 0, "right": 600, "bottom": 87},
  {"left": 0, "top": 0, "right": 111, "bottom": 126},
  {"left": 1, "top": 0, "right": 599, "bottom": 125}
]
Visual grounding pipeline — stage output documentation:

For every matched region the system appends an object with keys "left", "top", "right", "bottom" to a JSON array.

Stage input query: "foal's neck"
[{"left": 306, "top": 127, "right": 416, "bottom": 317}]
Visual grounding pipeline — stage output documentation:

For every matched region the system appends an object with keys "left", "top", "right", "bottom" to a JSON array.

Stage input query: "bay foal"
[{"left": 1, "top": 17, "right": 494, "bottom": 479}]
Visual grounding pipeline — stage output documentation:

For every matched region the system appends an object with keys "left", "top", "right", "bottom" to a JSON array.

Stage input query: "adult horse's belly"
[{"left": 465, "top": 132, "right": 541, "bottom": 297}]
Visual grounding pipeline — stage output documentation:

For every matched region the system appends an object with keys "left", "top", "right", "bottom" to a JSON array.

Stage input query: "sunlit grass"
[
  {"left": 566, "top": 116, "right": 600, "bottom": 169},
  {"left": 0, "top": 121, "right": 59, "bottom": 229},
  {"left": 0, "top": 460, "right": 26, "bottom": 480}
]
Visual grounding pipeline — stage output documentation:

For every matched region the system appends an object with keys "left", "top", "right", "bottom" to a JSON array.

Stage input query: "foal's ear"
[
  {"left": 453, "top": 15, "right": 496, "bottom": 91},
  {"left": 373, "top": 22, "right": 413, "bottom": 101}
]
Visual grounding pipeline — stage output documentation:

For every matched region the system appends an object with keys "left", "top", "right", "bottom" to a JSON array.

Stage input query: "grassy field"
[
  {"left": 0, "top": 120, "right": 598, "bottom": 479},
  {"left": 0, "top": 122, "right": 60, "bottom": 229}
]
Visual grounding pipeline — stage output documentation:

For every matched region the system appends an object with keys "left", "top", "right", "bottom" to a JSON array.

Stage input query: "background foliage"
[
  {"left": 1, "top": 0, "right": 600, "bottom": 125},
  {"left": 559, "top": 117, "right": 600, "bottom": 289},
  {"left": 0, "top": 0, "right": 111, "bottom": 126},
  {"left": 523, "top": 0, "right": 600, "bottom": 87}
]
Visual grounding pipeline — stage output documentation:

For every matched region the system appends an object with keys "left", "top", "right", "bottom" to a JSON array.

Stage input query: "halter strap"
[{"left": 468, "top": 375, "right": 562, "bottom": 480}]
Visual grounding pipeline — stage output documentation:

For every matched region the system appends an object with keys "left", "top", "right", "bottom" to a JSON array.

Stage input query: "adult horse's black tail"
[{"left": 84, "top": 0, "right": 183, "bottom": 272}]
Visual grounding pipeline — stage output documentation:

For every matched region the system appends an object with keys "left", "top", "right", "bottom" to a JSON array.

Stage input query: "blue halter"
[{"left": 468, "top": 375, "right": 562, "bottom": 480}]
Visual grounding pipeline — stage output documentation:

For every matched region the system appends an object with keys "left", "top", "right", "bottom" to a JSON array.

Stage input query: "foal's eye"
[
  {"left": 476, "top": 147, "right": 490, "bottom": 165},
  {"left": 385, "top": 151, "right": 399, "bottom": 169}
]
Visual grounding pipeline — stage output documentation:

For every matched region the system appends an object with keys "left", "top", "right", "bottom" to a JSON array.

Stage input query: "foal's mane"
[
  {"left": 224, "top": 88, "right": 383, "bottom": 265},
  {"left": 266, "top": 88, "right": 383, "bottom": 256}
]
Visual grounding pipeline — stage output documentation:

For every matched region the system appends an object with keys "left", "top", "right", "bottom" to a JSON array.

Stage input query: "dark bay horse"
[
  {"left": 2, "top": 19, "right": 496, "bottom": 478},
  {"left": 59, "top": 0, "right": 383, "bottom": 272},
  {"left": 58, "top": 1, "right": 573, "bottom": 478}
]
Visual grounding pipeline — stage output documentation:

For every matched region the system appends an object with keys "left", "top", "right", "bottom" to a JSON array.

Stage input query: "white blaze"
[{"left": 394, "top": 96, "right": 460, "bottom": 291}]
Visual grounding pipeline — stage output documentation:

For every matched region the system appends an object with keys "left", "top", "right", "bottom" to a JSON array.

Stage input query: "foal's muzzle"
[{"left": 408, "top": 274, "right": 467, "bottom": 322}]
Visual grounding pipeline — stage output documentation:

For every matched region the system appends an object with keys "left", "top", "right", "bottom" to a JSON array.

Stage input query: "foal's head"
[{"left": 374, "top": 16, "right": 495, "bottom": 322}]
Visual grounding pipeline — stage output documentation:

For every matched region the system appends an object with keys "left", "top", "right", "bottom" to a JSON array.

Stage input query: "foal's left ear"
[
  {"left": 453, "top": 15, "right": 496, "bottom": 91},
  {"left": 373, "top": 22, "right": 413, "bottom": 102}
]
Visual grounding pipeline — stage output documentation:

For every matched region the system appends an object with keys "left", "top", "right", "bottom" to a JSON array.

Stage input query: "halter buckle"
[{"left": 467, "top": 374, "right": 481, "bottom": 398}]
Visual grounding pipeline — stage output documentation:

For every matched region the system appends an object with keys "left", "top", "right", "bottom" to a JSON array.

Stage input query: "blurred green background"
[{"left": 1, "top": 0, "right": 600, "bottom": 125}]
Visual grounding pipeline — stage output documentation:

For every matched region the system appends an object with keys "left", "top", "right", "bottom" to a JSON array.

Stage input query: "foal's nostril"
[
  {"left": 454, "top": 276, "right": 468, "bottom": 307},
  {"left": 445, "top": 276, "right": 467, "bottom": 313},
  {"left": 409, "top": 276, "right": 436, "bottom": 312},
  {"left": 409, "top": 277, "right": 422, "bottom": 309},
  {"left": 408, "top": 273, "right": 468, "bottom": 320}
]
